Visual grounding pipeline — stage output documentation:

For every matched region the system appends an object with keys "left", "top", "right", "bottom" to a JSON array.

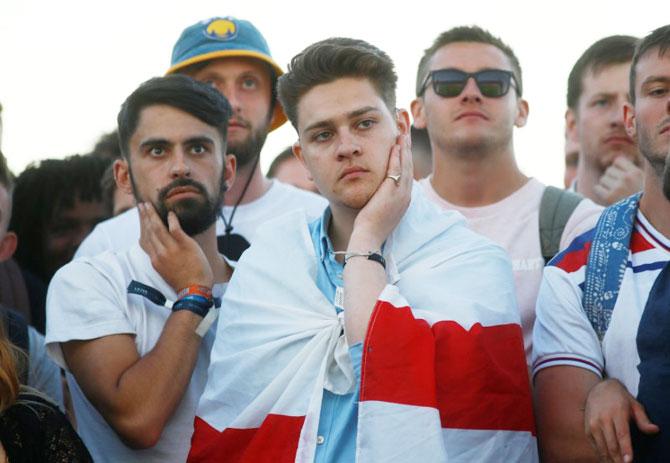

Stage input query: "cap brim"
[{"left": 166, "top": 50, "right": 287, "bottom": 132}]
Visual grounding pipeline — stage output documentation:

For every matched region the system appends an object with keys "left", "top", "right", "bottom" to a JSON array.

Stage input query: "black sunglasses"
[{"left": 421, "top": 68, "right": 519, "bottom": 98}]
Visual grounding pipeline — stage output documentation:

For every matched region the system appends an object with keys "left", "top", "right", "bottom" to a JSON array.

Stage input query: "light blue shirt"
[{"left": 309, "top": 207, "right": 363, "bottom": 463}]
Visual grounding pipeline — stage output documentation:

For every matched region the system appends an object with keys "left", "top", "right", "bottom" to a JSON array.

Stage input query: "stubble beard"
[{"left": 228, "top": 122, "right": 270, "bottom": 169}]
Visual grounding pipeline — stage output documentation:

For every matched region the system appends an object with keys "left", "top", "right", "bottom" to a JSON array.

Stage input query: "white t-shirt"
[
  {"left": 46, "top": 244, "right": 222, "bottom": 463},
  {"left": 532, "top": 211, "right": 670, "bottom": 396},
  {"left": 420, "top": 177, "right": 603, "bottom": 361},
  {"left": 75, "top": 180, "right": 327, "bottom": 259}
]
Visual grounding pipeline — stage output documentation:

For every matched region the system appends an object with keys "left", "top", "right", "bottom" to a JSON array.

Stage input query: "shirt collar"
[{"left": 317, "top": 207, "right": 334, "bottom": 263}]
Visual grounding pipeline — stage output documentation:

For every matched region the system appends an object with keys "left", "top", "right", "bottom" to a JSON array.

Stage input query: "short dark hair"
[
  {"left": 277, "top": 37, "right": 397, "bottom": 129},
  {"left": 267, "top": 146, "right": 294, "bottom": 178},
  {"left": 117, "top": 75, "right": 232, "bottom": 159},
  {"left": 630, "top": 25, "right": 670, "bottom": 104},
  {"left": 0, "top": 151, "right": 13, "bottom": 191},
  {"left": 567, "top": 35, "right": 638, "bottom": 110},
  {"left": 416, "top": 26, "right": 523, "bottom": 97},
  {"left": 9, "top": 155, "right": 110, "bottom": 282}
]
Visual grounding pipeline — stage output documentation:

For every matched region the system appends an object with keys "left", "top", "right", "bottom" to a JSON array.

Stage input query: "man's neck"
[
  {"left": 431, "top": 146, "right": 528, "bottom": 207},
  {"left": 224, "top": 161, "right": 271, "bottom": 207},
  {"left": 574, "top": 160, "right": 603, "bottom": 203},
  {"left": 193, "top": 226, "right": 231, "bottom": 284},
  {"left": 328, "top": 205, "right": 358, "bottom": 259},
  {"left": 639, "top": 163, "right": 670, "bottom": 239}
]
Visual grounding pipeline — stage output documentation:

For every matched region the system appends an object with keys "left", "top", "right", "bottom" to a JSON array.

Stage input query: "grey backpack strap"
[{"left": 539, "top": 186, "right": 583, "bottom": 264}]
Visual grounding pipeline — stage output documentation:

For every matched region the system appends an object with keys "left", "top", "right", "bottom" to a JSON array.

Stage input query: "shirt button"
[{"left": 317, "top": 435, "right": 325, "bottom": 445}]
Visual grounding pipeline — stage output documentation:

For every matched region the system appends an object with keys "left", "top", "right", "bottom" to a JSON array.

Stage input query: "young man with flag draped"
[{"left": 189, "top": 37, "right": 537, "bottom": 462}]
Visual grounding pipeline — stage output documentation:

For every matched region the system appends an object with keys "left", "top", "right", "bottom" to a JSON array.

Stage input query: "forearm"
[
  {"left": 343, "top": 233, "right": 387, "bottom": 345},
  {"left": 66, "top": 311, "right": 203, "bottom": 448}
]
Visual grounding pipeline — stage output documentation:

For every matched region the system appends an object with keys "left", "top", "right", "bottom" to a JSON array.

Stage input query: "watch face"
[{"left": 217, "top": 232, "right": 251, "bottom": 261}]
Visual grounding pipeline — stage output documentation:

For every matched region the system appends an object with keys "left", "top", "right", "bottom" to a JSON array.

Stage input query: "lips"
[
  {"left": 455, "top": 111, "right": 488, "bottom": 121},
  {"left": 166, "top": 186, "right": 200, "bottom": 199},
  {"left": 603, "top": 135, "right": 634, "bottom": 145},
  {"left": 228, "top": 118, "right": 250, "bottom": 130},
  {"left": 339, "top": 166, "right": 368, "bottom": 180}
]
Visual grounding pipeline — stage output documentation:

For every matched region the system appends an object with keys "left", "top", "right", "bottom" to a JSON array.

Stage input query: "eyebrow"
[
  {"left": 303, "top": 106, "right": 381, "bottom": 134},
  {"left": 641, "top": 76, "right": 670, "bottom": 86},
  {"left": 138, "top": 135, "right": 216, "bottom": 150}
]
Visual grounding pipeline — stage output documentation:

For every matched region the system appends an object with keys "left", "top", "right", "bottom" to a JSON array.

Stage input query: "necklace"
[{"left": 217, "top": 154, "right": 260, "bottom": 261}]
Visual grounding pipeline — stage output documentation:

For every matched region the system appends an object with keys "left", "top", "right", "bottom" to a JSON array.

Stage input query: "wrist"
[{"left": 347, "top": 230, "right": 383, "bottom": 253}]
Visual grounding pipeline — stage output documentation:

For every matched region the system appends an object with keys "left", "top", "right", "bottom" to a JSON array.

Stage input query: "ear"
[
  {"left": 223, "top": 154, "right": 237, "bottom": 191},
  {"left": 114, "top": 159, "right": 133, "bottom": 195},
  {"left": 0, "top": 231, "right": 17, "bottom": 262},
  {"left": 624, "top": 103, "right": 637, "bottom": 140},
  {"left": 514, "top": 98, "right": 529, "bottom": 128},
  {"left": 410, "top": 98, "right": 427, "bottom": 129},
  {"left": 395, "top": 108, "right": 411, "bottom": 135},
  {"left": 269, "top": 103, "right": 284, "bottom": 130},
  {"left": 565, "top": 108, "right": 579, "bottom": 143}
]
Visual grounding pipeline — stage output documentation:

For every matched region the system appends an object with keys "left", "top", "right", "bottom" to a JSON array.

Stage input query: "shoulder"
[
  {"left": 267, "top": 180, "right": 327, "bottom": 212},
  {"left": 75, "top": 208, "right": 140, "bottom": 258}
]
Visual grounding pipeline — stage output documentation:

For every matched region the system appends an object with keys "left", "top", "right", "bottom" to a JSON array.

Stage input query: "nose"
[
  {"left": 609, "top": 97, "right": 627, "bottom": 128},
  {"left": 335, "top": 129, "right": 362, "bottom": 160},
  {"left": 460, "top": 76, "right": 482, "bottom": 103},
  {"left": 212, "top": 82, "right": 241, "bottom": 114},
  {"left": 170, "top": 149, "right": 191, "bottom": 178}
]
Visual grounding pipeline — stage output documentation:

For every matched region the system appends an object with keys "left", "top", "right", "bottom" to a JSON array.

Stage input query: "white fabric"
[
  {"left": 75, "top": 180, "right": 327, "bottom": 258},
  {"left": 27, "top": 327, "right": 64, "bottom": 408},
  {"left": 532, "top": 211, "right": 670, "bottom": 395},
  {"left": 46, "top": 244, "right": 221, "bottom": 463},
  {"left": 420, "top": 177, "right": 602, "bottom": 361},
  {"left": 194, "top": 184, "right": 537, "bottom": 462}
]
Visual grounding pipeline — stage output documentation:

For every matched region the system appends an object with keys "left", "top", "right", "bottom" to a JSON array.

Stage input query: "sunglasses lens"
[
  {"left": 431, "top": 70, "right": 467, "bottom": 97},
  {"left": 475, "top": 71, "right": 511, "bottom": 97},
  {"left": 433, "top": 81, "right": 466, "bottom": 97}
]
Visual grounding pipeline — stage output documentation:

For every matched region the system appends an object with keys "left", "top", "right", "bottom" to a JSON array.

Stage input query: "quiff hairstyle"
[
  {"left": 630, "top": 25, "right": 670, "bottom": 104},
  {"left": 567, "top": 35, "right": 638, "bottom": 110},
  {"left": 277, "top": 37, "right": 397, "bottom": 129},
  {"left": 415, "top": 26, "right": 523, "bottom": 97}
]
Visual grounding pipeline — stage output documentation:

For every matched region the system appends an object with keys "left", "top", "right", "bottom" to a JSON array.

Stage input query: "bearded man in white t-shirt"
[
  {"left": 411, "top": 26, "right": 603, "bottom": 362},
  {"left": 46, "top": 75, "right": 235, "bottom": 462},
  {"left": 76, "top": 16, "right": 326, "bottom": 262}
]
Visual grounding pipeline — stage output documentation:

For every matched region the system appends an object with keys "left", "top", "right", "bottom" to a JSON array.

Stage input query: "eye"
[
  {"left": 313, "top": 131, "right": 333, "bottom": 142},
  {"left": 241, "top": 77, "right": 258, "bottom": 90},
  {"left": 149, "top": 146, "right": 165, "bottom": 157},
  {"left": 357, "top": 119, "right": 376, "bottom": 130},
  {"left": 190, "top": 144, "right": 207, "bottom": 155},
  {"left": 592, "top": 98, "right": 609, "bottom": 108},
  {"left": 649, "top": 86, "right": 669, "bottom": 97}
]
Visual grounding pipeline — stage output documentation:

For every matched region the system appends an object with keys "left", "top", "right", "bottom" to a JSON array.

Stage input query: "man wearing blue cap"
[{"left": 76, "top": 17, "right": 326, "bottom": 262}]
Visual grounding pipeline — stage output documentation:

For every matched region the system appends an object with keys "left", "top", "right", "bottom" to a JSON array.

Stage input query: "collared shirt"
[{"left": 308, "top": 207, "right": 363, "bottom": 463}]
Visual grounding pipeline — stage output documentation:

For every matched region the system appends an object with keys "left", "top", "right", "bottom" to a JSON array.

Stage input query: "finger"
[
  {"left": 593, "top": 184, "right": 611, "bottom": 201},
  {"left": 590, "top": 427, "right": 612, "bottom": 462},
  {"left": 598, "top": 173, "right": 621, "bottom": 190},
  {"left": 386, "top": 138, "right": 402, "bottom": 176},
  {"left": 399, "top": 134, "right": 413, "bottom": 189},
  {"left": 143, "top": 203, "right": 173, "bottom": 252},
  {"left": 612, "top": 156, "right": 637, "bottom": 170},
  {"left": 631, "top": 400, "right": 660, "bottom": 434},
  {"left": 613, "top": 415, "right": 633, "bottom": 463},
  {"left": 167, "top": 211, "right": 189, "bottom": 242},
  {"left": 601, "top": 421, "right": 623, "bottom": 463}
]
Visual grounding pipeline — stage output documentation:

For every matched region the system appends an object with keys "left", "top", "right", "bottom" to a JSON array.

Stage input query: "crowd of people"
[{"left": 0, "top": 14, "right": 668, "bottom": 463}]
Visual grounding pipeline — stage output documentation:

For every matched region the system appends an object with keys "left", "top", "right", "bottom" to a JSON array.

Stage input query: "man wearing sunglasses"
[
  {"left": 411, "top": 26, "right": 603, "bottom": 363},
  {"left": 566, "top": 35, "right": 643, "bottom": 206},
  {"left": 75, "top": 17, "right": 326, "bottom": 262}
]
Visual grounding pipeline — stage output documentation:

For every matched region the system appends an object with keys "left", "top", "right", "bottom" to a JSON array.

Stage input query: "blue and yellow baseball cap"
[{"left": 167, "top": 17, "right": 286, "bottom": 131}]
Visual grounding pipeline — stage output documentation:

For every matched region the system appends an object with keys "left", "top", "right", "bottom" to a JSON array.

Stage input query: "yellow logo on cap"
[{"left": 205, "top": 18, "right": 237, "bottom": 40}]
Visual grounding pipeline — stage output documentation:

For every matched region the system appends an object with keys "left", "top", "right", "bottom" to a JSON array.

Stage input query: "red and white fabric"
[{"left": 189, "top": 186, "right": 537, "bottom": 462}]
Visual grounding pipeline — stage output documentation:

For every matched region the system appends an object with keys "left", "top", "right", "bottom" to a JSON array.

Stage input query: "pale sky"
[{"left": 0, "top": 0, "right": 664, "bottom": 187}]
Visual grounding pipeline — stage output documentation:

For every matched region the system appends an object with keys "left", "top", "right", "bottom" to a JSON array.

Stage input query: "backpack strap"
[
  {"left": 539, "top": 186, "right": 583, "bottom": 264},
  {"left": 582, "top": 192, "right": 642, "bottom": 341}
]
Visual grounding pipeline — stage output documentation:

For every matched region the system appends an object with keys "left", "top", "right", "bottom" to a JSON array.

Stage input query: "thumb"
[{"left": 631, "top": 399, "right": 659, "bottom": 434}]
